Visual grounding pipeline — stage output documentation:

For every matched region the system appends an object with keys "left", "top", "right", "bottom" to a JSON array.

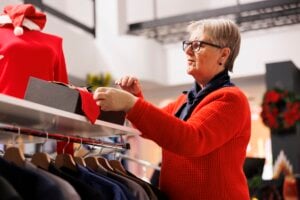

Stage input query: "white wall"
[
  {"left": 44, "top": 15, "right": 105, "bottom": 80},
  {"left": 235, "top": 25, "right": 300, "bottom": 77},
  {"left": 43, "top": 0, "right": 94, "bottom": 28},
  {"left": 164, "top": 24, "right": 300, "bottom": 85},
  {"left": 125, "top": 0, "right": 300, "bottom": 85},
  {"left": 95, "top": 0, "right": 167, "bottom": 83}
]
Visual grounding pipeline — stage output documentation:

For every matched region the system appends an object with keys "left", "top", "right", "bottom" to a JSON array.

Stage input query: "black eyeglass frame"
[{"left": 182, "top": 40, "right": 223, "bottom": 52}]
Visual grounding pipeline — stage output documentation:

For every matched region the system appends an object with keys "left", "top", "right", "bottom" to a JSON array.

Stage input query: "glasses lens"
[
  {"left": 183, "top": 41, "right": 189, "bottom": 51},
  {"left": 183, "top": 41, "right": 203, "bottom": 52},
  {"left": 191, "top": 41, "right": 200, "bottom": 52}
]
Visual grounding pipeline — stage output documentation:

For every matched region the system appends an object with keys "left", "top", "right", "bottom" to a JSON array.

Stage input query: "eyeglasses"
[{"left": 182, "top": 40, "right": 223, "bottom": 52}]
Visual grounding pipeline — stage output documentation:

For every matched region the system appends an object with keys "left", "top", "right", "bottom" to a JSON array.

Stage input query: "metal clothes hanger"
[
  {"left": 31, "top": 131, "right": 51, "bottom": 170},
  {"left": 3, "top": 126, "right": 25, "bottom": 167},
  {"left": 73, "top": 138, "right": 86, "bottom": 167},
  {"left": 54, "top": 137, "right": 77, "bottom": 171}
]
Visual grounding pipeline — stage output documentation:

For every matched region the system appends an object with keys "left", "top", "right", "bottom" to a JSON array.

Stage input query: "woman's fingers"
[
  {"left": 93, "top": 87, "right": 137, "bottom": 112},
  {"left": 126, "top": 76, "right": 136, "bottom": 87},
  {"left": 93, "top": 87, "right": 108, "bottom": 107},
  {"left": 116, "top": 76, "right": 137, "bottom": 87}
]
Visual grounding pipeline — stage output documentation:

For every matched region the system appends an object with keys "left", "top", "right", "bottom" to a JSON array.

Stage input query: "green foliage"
[{"left": 86, "top": 72, "right": 112, "bottom": 91}]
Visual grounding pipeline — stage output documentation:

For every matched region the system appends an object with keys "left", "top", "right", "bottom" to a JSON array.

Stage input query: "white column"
[{"left": 96, "top": 0, "right": 127, "bottom": 37}]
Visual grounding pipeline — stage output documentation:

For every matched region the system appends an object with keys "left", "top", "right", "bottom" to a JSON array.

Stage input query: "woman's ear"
[
  {"left": 222, "top": 47, "right": 231, "bottom": 60},
  {"left": 218, "top": 47, "right": 231, "bottom": 65}
]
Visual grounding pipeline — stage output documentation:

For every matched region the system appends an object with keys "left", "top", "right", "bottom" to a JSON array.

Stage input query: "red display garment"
[
  {"left": 0, "top": 26, "right": 68, "bottom": 98},
  {"left": 0, "top": 25, "right": 72, "bottom": 154},
  {"left": 127, "top": 86, "right": 251, "bottom": 200}
]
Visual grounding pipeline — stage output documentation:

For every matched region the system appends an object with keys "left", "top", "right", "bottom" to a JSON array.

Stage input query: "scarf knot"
[{"left": 175, "top": 70, "right": 234, "bottom": 121}]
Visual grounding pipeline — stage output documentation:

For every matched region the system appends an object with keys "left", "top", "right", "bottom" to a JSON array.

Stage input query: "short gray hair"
[{"left": 187, "top": 18, "right": 241, "bottom": 71}]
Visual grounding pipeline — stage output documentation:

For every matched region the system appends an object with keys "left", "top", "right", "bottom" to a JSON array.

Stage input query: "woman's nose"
[{"left": 185, "top": 45, "right": 194, "bottom": 56}]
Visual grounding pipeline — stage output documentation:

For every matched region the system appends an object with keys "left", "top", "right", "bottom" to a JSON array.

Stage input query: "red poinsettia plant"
[{"left": 261, "top": 88, "right": 300, "bottom": 132}]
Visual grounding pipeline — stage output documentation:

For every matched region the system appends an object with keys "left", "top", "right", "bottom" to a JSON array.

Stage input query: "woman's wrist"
[{"left": 125, "top": 95, "right": 138, "bottom": 112}]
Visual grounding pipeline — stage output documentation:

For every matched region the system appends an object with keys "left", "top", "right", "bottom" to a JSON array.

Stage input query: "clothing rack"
[
  {"left": 0, "top": 94, "right": 140, "bottom": 152},
  {"left": 0, "top": 94, "right": 140, "bottom": 137},
  {"left": 0, "top": 124, "right": 130, "bottom": 151}
]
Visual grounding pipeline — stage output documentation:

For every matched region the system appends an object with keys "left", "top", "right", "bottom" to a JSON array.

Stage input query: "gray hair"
[{"left": 187, "top": 18, "right": 241, "bottom": 71}]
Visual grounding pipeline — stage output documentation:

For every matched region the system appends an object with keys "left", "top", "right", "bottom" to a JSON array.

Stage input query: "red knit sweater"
[
  {"left": 0, "top": 26, "right": 68, "bottom": 98},
  {"left": 127, "top": 86, "right": 251, "bottom": 200}
]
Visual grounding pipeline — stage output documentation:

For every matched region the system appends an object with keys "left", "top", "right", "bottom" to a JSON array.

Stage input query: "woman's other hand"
[
  {"left": 93, "top": 87, "right": 137, "bottom": 112},
  {"left": 115, "top": 76, "right": 142, "bottom": 96}
]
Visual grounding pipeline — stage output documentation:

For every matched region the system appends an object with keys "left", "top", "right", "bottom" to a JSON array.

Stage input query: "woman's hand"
[
  {"left": 93, "top": 87, "right": 138, "bottom": 112},
  {"left": 115, "top": 76, "right": 142, "bottom": 96}
]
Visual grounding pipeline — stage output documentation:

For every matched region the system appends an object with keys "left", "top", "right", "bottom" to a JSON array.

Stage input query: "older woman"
[{"left": 94, "top": 18, "right": 251, "bottom": 200}]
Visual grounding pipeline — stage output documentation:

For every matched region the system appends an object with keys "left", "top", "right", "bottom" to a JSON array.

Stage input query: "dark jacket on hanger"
[
  {"left": 48, "top": 163, "right": 105, "bottom": 200},
  {"left": 88, "top": 167, "right": 137, "bottom": 200},
  {"left": 0, "top": 157, "right": 64, "bottom": 200},
  {"left": 0, "top": 176, "right": 22, "bottom": 200},
  {"left": 60, "top": 164, "right": 128, "bottom": 200},
  {"left": 24, "top": 161, "right": 80, "bottom": 200}
]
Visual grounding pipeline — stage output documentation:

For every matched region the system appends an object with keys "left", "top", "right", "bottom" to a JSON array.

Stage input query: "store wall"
[
  {"left": 126, "top": 0, "right": 300, "bottom": 85},
  {"left": 94, "top": 0, "right": 167, "bottom": 83},
  {"left": 164, "top": 24, "right": 300, "bottom": 85}
]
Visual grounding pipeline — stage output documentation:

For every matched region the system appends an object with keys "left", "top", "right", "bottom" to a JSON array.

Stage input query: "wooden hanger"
[
  {"left": 97, "top": 156, "right": 114, "bottom": 171},
  {"left": 109, "top": 160, "right": 127, "bottom": 175},
  {"left": 54, "top": 137, "right": 77, "bottom": 171},
  {"left": 3, "top": 146, "right": 25, "bottom": 167},
  {"left": 74, "top": 156, "right": 86, "bottom": 167},
  {"left": 31, "top": 152, "right": 51, "bottom": 170},
  {"left": 73, "top": 139, "right": 86, "bottom": 167},
  {"left": 55, "top": 153, "right": 77, "bottom": 171},
  {"left": 84, "top": 156, "right": 100, "bottom": 171},
  {"left": 85, "top": 156, "right": 107, "bottom": 172},
  {"left": 31, "top": 132, "right": 51, "bottom": 170},
  {"left": 3, "top": 127, "right": 25, "bottom": 166}
]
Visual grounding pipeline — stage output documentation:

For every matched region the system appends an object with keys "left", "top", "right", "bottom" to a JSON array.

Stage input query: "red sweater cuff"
[
  {"left": 126, "top": 98, "right": 146, "bottom": 124},
  {"left": 135, "top": 91, "right": 144, "bottom": 98}
]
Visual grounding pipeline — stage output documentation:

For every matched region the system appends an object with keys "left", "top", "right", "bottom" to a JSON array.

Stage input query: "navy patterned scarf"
[{"left": 175, "top": 70, "right": 234, "bottom": 121}]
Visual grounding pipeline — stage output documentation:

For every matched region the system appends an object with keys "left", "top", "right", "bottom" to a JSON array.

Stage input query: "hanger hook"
[
  {"left": 99, "top": 139, "right": 104, "bottom": 155},
  {"left": 13, "top": 126, "right": 21, "bottom": 147},
  {"left": 74, "top": 138, "right": 83, "bottom": 154},
  {"left": 113, "top": 139, "right": 118, "bottom": 160},
  {"left": 41, "top": 131, "right": 48, "bottom": 152},
  {"left": 99, "top": 147, "right": 104, "bottom": 155},
  {"left": 62, "top": 137, "right": 70, "bottom": 154},
  {"left": 94, "top": 140, "right": 104, "bottom": 157}
]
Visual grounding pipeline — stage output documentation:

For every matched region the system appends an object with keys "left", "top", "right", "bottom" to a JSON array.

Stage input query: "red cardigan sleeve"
[{"left": 126, "top": 87, "right": 251, "bottom": 157}]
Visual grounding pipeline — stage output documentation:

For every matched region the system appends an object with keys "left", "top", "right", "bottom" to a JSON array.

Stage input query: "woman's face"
[{"left": 184, "top": 33, "right": 228, "bottom": 86}]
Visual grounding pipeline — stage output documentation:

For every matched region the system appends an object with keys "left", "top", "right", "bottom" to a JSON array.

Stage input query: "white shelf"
[{"left": 0, "top": 94, "right": 140, "bottom": 138}]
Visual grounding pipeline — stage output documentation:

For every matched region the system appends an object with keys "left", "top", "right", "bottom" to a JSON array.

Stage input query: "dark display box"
[{"left": 24, "top": 77, "right": 125, "bottom": 125}]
